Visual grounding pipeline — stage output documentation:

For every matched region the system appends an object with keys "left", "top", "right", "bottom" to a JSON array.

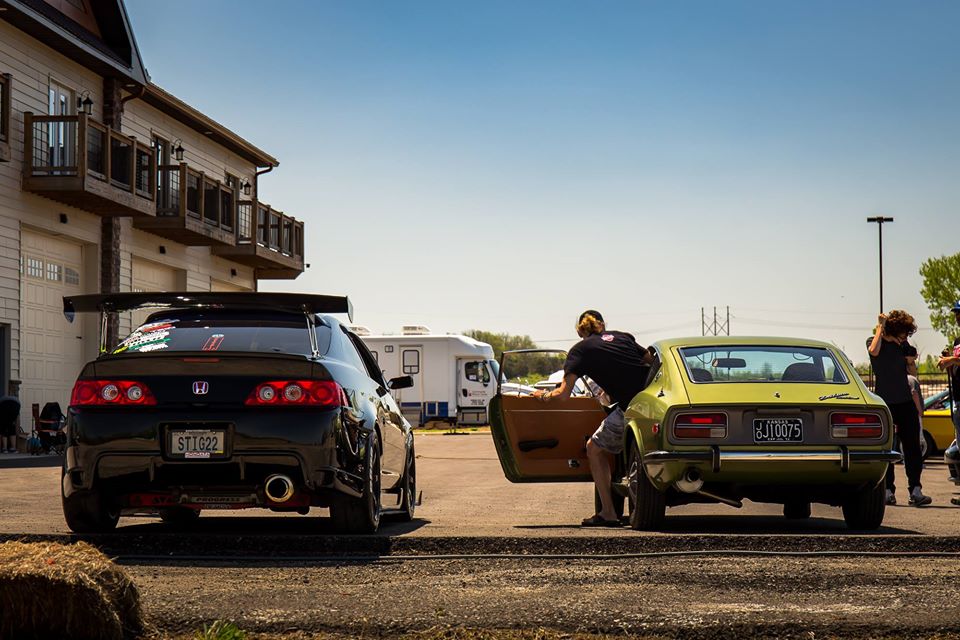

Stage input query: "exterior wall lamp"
[
  {"left": 77, "top": 91, "right": 93, "bottom": 115},
  {"left": 173, "top": 139, "right": 184, "bottom": 162},
  {"left": 241, "top": 180, "right": 251, "bottom": 196}
]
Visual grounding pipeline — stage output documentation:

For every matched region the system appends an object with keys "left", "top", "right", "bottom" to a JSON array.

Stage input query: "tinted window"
[
  {"left": 336, "top": 327, "right": 370, "bottom": 375},
  {"left": 114, "top": 311, "right": 319, "bottom": 356}
]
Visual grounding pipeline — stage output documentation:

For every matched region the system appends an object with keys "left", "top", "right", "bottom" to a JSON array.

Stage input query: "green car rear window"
[{"left": 679, "top": 345, "right": 848, "bottom": 384}]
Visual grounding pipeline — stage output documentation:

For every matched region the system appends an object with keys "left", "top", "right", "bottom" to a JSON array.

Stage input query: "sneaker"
[
  {"left": 909, "top": 488, "right": 932, "bottom": 507},
  {"left": 885, "top": 490, "right": 897, "bottom": 505}
]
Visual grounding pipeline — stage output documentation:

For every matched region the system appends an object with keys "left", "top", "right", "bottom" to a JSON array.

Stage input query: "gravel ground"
[{"left": 130, "top": 555, "right": 960, "bottom": 639}]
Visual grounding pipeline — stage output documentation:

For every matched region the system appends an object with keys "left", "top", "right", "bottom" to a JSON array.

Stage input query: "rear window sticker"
[{"left": 201, "top": 334, "right": 226, "bottom": 352}]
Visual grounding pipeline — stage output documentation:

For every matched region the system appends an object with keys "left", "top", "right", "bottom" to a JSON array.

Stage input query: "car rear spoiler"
[{"left": 63, "top": 292, "right": 353, "bottom": 322}]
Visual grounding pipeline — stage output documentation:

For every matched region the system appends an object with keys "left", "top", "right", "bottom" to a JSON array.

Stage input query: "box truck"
[{"left": 353, "top": 325, "right": 497, "bottom": 427}]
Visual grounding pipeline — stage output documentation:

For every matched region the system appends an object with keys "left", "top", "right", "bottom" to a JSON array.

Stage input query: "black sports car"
[{"left": 60, "top": 292, "right": 416, "bottom": 534}]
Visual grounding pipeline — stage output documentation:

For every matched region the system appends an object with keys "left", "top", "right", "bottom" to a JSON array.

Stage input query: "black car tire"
[
  {"left": 160, "top": 507, "right": 201, "bottom": 528},
  {"left": 783, "top": 501, "right": 811, "bottom": 520},
  {"left": 62, "top": 487, "right": 120, "bottom": 533},
  {"left": 330, "top": 431, "right": 382, "bottom": 534},
  {"left": 921, "top": 431, "right": 936, "bottom": 461},
  {"left": 841, "top": 481, "right": 886, "bottom": 530},
  {"left": 627, "top": 439, "right": 666, "bottom": 531},
  {"left": 397, "top": 441, "right": 417, "bottom": 522}
]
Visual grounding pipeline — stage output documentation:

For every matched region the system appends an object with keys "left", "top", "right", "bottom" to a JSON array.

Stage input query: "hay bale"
[{"left": 0, "top": 541, "right": 143, "bottom": 640}]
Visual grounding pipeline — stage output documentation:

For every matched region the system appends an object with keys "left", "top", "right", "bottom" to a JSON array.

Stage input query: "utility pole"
[
  {"left": 866, "top": 216, "right": 894, "bottom": 314},
  {"left": 701, "top": 306, "right": 731, "bottom": 336}
]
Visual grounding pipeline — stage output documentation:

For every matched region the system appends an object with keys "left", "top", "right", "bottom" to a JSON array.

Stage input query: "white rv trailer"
[{"left": 352, "top": 325, "right": 497, "bottom": 427}]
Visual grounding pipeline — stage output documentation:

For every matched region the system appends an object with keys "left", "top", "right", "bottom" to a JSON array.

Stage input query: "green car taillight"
[{"left": 674, "top": 412, "right": 728, "bottom": 439}]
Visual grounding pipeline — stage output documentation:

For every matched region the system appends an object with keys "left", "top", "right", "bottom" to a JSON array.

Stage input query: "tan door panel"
[{"left": 500, "top": 395, "right": 607, "bottom": 480}]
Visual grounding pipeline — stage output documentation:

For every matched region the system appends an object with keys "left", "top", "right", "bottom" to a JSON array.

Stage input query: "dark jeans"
[{"left": 884, "top": 400, "right": 923, "bottom": 493}]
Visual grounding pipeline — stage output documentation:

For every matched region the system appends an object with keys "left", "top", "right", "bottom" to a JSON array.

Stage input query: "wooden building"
[{"left": 0, "top": 0, "right": 305, "bottom": 431}]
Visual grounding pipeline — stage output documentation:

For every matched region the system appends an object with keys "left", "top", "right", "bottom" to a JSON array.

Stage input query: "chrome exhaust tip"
[
  {"left": 675, "top": 467, "right": 704, "bottom": 494},
  {"left": 264, "top": 474, "right": 295, "bottom": 503}
]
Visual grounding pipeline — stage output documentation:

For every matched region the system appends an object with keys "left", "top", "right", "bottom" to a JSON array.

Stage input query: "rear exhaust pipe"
[
  {"left": 264, "top": 474, "right": 295, "bottom": 503},
  {"left": 675, "top": 467, "right": 704, "bottom": 493}
]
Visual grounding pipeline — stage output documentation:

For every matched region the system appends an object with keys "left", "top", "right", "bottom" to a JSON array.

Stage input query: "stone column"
[{"left": 100, "top": 77, "right": 125, "bottom": 349}]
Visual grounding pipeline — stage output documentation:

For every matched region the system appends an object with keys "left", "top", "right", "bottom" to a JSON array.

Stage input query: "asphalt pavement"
[
  {"left": 5, "top": 433, "right": 960, "bottom": 638},
  {"left": 3, "top": 432, "right": 960, "bottom": 537}
]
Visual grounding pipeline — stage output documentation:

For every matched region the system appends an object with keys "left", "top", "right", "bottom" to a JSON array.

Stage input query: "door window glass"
[
  {"left": 402, "top": 349, "right": 420, "bottom": 375},
  {"left": 465, "top": 361, "right": 490, "bottom": 384},
  {"left": 47, "top": 81, "right": 75, "bottom": 170}
]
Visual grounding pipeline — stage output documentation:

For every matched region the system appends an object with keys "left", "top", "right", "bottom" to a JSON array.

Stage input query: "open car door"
[{"left": 490, "top": 349, "right": 608, "bottom": 483}]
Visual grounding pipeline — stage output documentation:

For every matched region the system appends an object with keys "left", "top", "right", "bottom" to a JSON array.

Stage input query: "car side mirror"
[{"left": 389, "top": 375, "right": 414, "bottom": 390}]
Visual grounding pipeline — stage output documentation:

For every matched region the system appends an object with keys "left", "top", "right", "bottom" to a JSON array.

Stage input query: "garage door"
[
  {"left": 211, "top": 279, "right": 250, "bottom": 293},
  {"left": 131, "top": 258, "right": 179, "bottom": 329},
  {"left": 20, "top": 231, "right": 86, "bottom": 428}
]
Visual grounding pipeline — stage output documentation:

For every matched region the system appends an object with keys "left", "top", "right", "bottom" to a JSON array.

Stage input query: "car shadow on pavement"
[
  {"left": 115, "top": 514, "right": 430, "bottom": 537},
  {"left": 0, "top": 455, "right": 63, "bottom": 469},
  {"left": 516, "top": 515, "right": 921, "bottom": 535}
]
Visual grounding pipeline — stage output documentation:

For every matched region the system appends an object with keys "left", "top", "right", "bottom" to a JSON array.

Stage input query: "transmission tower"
[{"left": 701, "top": 306, "right": 730, "bottom": 336}]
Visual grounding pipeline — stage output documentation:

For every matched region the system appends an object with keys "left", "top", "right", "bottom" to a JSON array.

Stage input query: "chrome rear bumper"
[{"left": 643, "top": 447, "right": 902, "bottom": 472}]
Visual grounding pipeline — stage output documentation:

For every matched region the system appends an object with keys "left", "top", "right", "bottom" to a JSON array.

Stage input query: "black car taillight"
[
  {"left": 674, "top": 412, "right": 728, "bottom": 439},
  {"left": 831, "top": 412, "right": 883, "bottom": 439},
  {"left": 70, "top": 379, "right": 157, "bottom": 406},
  {"left": 245, "top": 380, "right": 348, "bottom": 407}
]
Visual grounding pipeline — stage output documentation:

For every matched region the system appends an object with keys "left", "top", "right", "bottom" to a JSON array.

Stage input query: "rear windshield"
[
  {"left": 113, "top": 311, "right": 331, "bottom": 356},
  {"left": 678, "top": 345, "right": 848, "bottom": 384}
]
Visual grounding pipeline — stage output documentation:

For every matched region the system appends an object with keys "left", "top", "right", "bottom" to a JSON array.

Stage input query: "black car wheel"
[
  {"left": 330, "top": 431, "right": 382, "bottom": 534},
  {"left": 783, "top": 501, "right": 811, "bottom": 520},
  {"left": 920, "top": 431, "right": 936, "bottom": 461},
  {"left": 841, "top": 481, "right": 886, "bottom": 530},
  {"left": 160, "top": 507, "right": 201, "bottom": 528},
  {"left": 397, "top": 441, "right": 417, "bottom": 522},
  {"left": 62, "top": 485, "right": 119, "bottom": 533},
  {"left": 626, "top": 438, "right": 666, "bottom": 531}
]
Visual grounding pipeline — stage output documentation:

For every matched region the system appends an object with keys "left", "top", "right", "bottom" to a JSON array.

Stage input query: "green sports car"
[{"left": 490, "top": 337, "right": 901, "bottom": 531}]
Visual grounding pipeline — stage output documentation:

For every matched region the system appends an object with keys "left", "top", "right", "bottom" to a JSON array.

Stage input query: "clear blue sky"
[{"left": 126, "top": 0, "right": 959, "bottom": 361}]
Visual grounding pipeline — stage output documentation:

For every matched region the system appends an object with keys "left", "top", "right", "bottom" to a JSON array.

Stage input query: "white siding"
[{"left": 0, "top": 18, "right": 261, "bottom": 435}]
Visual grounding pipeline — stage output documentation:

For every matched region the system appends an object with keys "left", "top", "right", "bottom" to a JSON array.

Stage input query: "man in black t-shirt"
[
  {"left": 533, "top": 310, "right": 651, "bottom": 527},
  {"left": 938, "top": 301, "right": 960, "bottom": 442}
]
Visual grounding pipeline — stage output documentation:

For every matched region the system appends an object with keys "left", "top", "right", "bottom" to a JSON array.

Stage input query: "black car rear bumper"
[{"left": 63, "top": 406, "right": 368, "bottom": 502}]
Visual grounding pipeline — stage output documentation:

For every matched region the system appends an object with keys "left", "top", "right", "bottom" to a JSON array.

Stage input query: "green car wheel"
[{"left": 627, "top": 439, "right": 666, "bottom": 531}]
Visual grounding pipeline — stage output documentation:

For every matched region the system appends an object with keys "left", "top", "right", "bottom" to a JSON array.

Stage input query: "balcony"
[
  {"left": 212, "top": 200, "right": 304, "bottom": 279},
  {"left": 22, "top": 111, "right": 155, "bottom": 217},
  {"left": 0, "top": 73, "right": 12, "bottom": 162},
  {"left": 133, "top": 163, "right": 237, "bottom": 245}
]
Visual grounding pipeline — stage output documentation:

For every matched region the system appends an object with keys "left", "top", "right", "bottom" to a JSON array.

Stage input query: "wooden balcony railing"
[
  {"left": 135, "top": 162, "right": 237, "bottom": 246},
  {"left": 22, "top": 111, "right": 155, "bottom": 216},
  {"left": 212, "top": 199, "right": 304, "bottom": 279},
  {"left": 0, "top": 73, "right": 11, "bottom": 162}
]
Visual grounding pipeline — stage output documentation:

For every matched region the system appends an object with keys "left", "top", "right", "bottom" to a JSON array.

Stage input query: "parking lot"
[
  {"left": 3, "top": 431, "right": 960, "bottom": 537},
  {"left": 4, "top": 432, "right": 960, "bottom": 638}
]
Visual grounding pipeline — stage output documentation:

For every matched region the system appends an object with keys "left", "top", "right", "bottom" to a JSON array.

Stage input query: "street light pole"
[{"left": 866, "top": 216, "right": 894, "bottom": 313}]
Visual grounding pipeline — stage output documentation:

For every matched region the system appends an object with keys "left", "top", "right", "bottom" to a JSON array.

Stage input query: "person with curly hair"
[
  {"left": 533, "top": 310, "right": 652, "bottom": 526},
  {"left": 867, "top": 309, "right": 931, "bottom": 506}
]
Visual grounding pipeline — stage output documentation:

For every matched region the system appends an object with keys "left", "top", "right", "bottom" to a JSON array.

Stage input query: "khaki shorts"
[{"left": 590, "top": 407, "right": 625, "bottom": 454}]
